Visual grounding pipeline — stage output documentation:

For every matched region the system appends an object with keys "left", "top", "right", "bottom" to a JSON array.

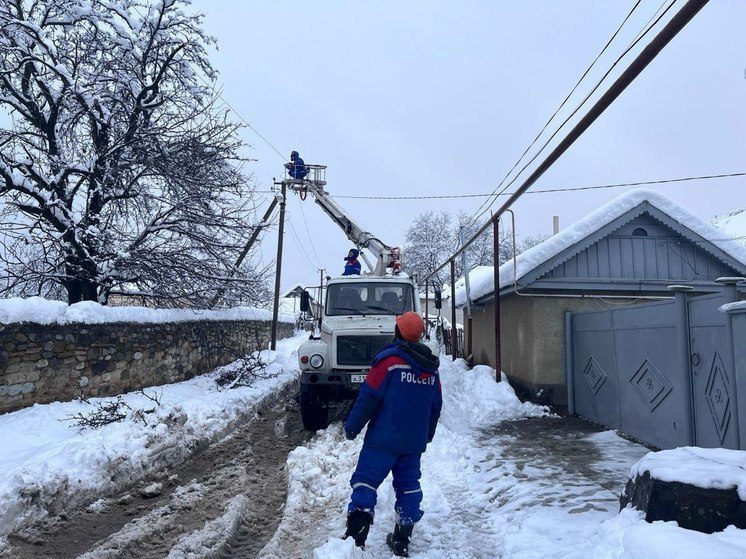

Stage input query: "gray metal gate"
[{"left": 567, "top": 285, "right": 743, "bottom": 450}]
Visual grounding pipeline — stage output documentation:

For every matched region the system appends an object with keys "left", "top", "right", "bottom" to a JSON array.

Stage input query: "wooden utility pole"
[{"left": 270, "top": 181, "right": 287, "bottom": 351}]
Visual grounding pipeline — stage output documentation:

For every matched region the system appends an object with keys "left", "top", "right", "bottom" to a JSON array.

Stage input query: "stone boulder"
[{"left": 620, "top": 447, "right": 746, "bottom": 534}]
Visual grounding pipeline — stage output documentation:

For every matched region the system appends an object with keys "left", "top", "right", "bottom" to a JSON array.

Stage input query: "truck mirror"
[
  {"left": 300, "top": 290, "right": 311, "bottom": 313},
  {"left": 434, "top": 291, "right": 442, "bottom": 310}
]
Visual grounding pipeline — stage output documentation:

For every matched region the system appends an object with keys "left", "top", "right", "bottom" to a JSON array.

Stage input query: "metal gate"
[{"left": 567, "top": 286, "right": 742, "bottom": 450}]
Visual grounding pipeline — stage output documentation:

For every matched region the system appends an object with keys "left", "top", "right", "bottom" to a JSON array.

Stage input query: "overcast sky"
[{"left": 188, "top": 0, "right": 745, "bottom": 292}]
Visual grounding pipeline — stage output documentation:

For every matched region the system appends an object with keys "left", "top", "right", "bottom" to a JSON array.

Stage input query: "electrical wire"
[
  {"left": 469, "top": 0, "right": 679, "bottom": 232},
  {"left": 326, "top": 171, "right": 746, "bottom": 200},
  {"left": 463, "top": 0, "right": 645, "bottom": 227},
  {"left": 466, "top": 0, "right": 679, "bottom": 233},
  {"left": 296, "top": 199, "right": 323, "bottom": 266}
]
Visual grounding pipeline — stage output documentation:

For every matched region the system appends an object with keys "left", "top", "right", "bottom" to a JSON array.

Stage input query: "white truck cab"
[{"left": 297, "top": 274, "right": 421, "bottom": 430}]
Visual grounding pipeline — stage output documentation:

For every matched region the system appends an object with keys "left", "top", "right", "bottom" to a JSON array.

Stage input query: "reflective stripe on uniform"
[
  {"left": 388, "top": 364, "right": 411, "bottom": 371},
  {"left": 352, "top": 482, "right": 377, "bottom": 492}
]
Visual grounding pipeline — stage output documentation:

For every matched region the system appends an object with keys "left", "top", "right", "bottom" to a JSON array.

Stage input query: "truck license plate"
[{"left": 350, "top": 374, "right": 366, "bottom": 383}]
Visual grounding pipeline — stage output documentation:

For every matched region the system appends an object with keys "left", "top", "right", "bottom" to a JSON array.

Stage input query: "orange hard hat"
[{"left": 395, "top": 311, "right": 424, "bottom": 342}]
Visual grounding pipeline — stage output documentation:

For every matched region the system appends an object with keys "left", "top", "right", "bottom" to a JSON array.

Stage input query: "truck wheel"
[{"left": 299, "top": 385, "right": 329, "bottom": 431}]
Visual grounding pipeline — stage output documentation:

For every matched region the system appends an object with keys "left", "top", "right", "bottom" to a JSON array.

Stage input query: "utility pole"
[{"left": 270, "top": 181, "right": 287, "bottom": 351}]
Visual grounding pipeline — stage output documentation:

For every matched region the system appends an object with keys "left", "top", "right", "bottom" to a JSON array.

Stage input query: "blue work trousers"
[{"left": 347, "top": 444, "right": 424, "bottom": 525}]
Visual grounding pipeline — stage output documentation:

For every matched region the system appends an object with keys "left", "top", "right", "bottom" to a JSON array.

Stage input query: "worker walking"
[
  {"left": 342, "top": 248, "right": 362, "bottom": 276},
  {"left": 287, "top": 150, "right": 308, "bottom": 180},
  {"left": 343, "top": 312, "right": 442, "bottom": 557}
]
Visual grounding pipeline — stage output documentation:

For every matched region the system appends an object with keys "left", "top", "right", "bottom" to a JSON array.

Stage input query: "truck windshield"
[{"left": 326, "top": 282, "right": 415, "bottom": 316}]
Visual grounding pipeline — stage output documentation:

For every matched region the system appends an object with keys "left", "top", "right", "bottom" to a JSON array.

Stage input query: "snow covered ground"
[
  {"left": 260, "top": 357, "right": 746, "bottom": 559},
  {"left": 0, "top": 333, "right": 306, "bottom": 539}
]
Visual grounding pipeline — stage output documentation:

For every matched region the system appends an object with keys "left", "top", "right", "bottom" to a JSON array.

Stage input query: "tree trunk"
[{"left": 64, "top": 255, "right": 100, "bottom": 304}]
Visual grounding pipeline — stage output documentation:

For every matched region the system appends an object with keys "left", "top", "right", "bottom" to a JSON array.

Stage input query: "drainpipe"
[
  {"left": 565, "top": 311, "right": 575, "bottom": 415},
  {"left": 668, "top": 284, "right": 696, "bottom": 446}
]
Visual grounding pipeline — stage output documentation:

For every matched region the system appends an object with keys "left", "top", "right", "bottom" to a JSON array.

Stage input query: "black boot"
[
  {"left": 344, "top": 510, "right": 373, "bottom": 549},
  {"left": 386, "top": 523, "right": 414, "bottom": 557}
]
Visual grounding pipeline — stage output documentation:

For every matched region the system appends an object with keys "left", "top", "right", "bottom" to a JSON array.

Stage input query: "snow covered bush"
[{"left": 0, "top": 0, "right": 269, "bottom": 306}]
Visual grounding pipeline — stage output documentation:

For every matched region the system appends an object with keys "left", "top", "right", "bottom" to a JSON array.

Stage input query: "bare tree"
[
  {"left": 405, "top": 209, "right": 548, "bottom": 289},
  {"left": 0, "top": 0, "right": 269, "bottom": 305},
  {"left": 404, "top": 211, "right": 454, "bottom": 291}
]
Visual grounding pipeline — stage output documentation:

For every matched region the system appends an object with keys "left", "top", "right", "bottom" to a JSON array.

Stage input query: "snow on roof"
[
  {"left": 455, "top": 189, "right": 746, "bottom": 306},
  {"left": 712, "top": 207, "right": 746, "bottom": 244},
  {"left": 0, "top": 297, "right": 295, "bottom": 325}
]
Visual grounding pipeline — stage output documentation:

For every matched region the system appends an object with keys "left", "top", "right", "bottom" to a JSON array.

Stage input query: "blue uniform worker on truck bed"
[{"left": 343, "top": 311, "right": 442, "bottom": 557}]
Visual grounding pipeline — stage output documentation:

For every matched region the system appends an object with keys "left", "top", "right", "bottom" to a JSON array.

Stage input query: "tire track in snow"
[{"left": 5, "top": 387, "right": 309, "bottom": 559}]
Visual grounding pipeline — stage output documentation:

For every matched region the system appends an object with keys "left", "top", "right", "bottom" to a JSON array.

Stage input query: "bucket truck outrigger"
[{"left": 284, "top": 164, "right": 422, "bottom": 430}]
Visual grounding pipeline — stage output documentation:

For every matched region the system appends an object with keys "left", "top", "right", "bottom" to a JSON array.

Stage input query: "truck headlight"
[{"left": 310, "top": 354, "right": 324, "bottom": 369}]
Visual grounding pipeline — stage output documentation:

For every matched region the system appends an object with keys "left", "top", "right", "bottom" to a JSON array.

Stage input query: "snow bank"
[
  {"left": 438, "top": 358, "right": 547, "bottom": 432},
  {"left": 0, "top": 297, "right": 295, "bottom": 325},
  {"left": 455, "top": 189, "right": 746, "bottom": 306},
  {"left": 630, "top": 447, "right": 746, "bottom": 500},
  {"left": 0, "top": 334, "right": 306, "bottom": 536}
]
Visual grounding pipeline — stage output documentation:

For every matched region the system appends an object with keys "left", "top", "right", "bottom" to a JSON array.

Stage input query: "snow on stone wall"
[{"left": 0, "top": 314, "right": 295, "bottom": 414}]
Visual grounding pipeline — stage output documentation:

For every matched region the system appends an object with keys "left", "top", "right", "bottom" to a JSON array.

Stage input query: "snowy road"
[{"left": 5, "top": 386, "right": 309, "bottom": 559}]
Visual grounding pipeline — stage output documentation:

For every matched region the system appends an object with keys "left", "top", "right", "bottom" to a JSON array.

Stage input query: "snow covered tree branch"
[
  {"left": 0, "top": 0, "right": 270, "bottom": 306},
  {"left": 404, "top": 210, "right": 548, "bottom": 292}
]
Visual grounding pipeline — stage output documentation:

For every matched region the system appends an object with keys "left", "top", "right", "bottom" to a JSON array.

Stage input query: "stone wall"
[{"left": 0, "top": 320, "right": 294, "bottom": 414}]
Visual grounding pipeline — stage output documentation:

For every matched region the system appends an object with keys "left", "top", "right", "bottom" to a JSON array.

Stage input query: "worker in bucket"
[
  {"left": 342, "top": 248, "right": 362, "bottom": 276},
  {"left": 343, "top": 311, "right": 442, "bottom": 557},
  {"left": 287, "top": 150, "right": 308, "bottom": 180}
]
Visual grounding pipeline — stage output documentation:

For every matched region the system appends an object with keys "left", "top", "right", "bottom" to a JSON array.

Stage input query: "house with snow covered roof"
[{"left": 455, "top": 189, "right": 746, "bottom": 411}]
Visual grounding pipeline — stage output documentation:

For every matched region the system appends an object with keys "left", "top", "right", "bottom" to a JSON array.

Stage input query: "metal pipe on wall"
[
  {"left": 450, "top": 259, "right": 457, "bottom": 361},
  {"left": 493, "top": 218, "right": 502, "bottom": 380},
  {"left": 425, "top": 278, "right": 430, "bottom": 340}
]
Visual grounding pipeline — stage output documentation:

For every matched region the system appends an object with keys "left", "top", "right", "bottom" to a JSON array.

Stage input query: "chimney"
[{"left": 552, "top": 215, "right": 560, "bottom": 235}]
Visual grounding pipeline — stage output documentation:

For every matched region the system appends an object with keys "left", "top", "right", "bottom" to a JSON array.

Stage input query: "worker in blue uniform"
[
  {"left": 342, "top": 248, "right": 362, "bottom": 276},
  {"left": 343, "top": 312, "right": 442, "bottom": 557},
  {"left": 287, "top": 150, "right": 308, "bottom": 179}
]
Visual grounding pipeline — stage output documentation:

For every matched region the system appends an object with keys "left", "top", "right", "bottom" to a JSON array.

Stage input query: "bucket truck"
[{"left": 287, "top": 165, "right": 422, "bottom": 430}]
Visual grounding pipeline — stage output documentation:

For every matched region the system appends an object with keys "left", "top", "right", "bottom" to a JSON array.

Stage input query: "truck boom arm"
[{"left": 291, "top": 178, "right": 396, "bottom": 275}]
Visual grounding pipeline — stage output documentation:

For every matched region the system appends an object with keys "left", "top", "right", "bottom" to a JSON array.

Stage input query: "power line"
[
  {"left": 463, "top": 0, "right": 646, "bottom": 227},
  {"left": 327, "top": 171, "right": 746, "bottom": 200},
  {"left": 296, "top": 199, "right": 322, "bottom": 266},
  {"left": 468, "top": 0, "right": 679, "bottom": 230}
]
